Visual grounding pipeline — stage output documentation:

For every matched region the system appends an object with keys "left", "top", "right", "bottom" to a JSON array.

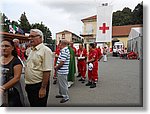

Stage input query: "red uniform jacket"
[
  {"left": 89, "top": 49, "right": 98, "bottom": 68},
  {"left": 77, "top": 48, "right": 87, "bottom": 59},
  {"left": 96, "top": 48, "right": 102, "bottom": 60}
]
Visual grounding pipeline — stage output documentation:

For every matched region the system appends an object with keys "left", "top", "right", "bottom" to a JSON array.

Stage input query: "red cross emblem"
[{"left": 99, "top": 23, "right": 109, "bottom": 34}]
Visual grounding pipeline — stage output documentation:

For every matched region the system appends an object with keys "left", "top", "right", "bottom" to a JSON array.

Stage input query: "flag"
[
  {"left": 96, "top": 5, "right": 113, "bottom": 42},
  {"left": 18, "top": 27, "right": 24, "bottom": 34},
  {"left": 13, "top": 25, "right": 17, "bottom": 31},
  {"left": 9, "top": 25, "right": 15, "bottom": 34}
]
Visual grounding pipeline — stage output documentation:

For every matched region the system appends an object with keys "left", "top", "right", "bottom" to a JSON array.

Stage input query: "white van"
[{"left": 113, "top": 42, "right": 124, "bottom": 56}]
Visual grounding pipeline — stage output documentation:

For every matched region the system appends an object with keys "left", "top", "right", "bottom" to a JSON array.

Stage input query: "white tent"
[
  {"left": 128, "top": 27, "right": 143, "bottom": 59},
  {"left": 128, "top": 27, "right": 143, "bottom": 40}
]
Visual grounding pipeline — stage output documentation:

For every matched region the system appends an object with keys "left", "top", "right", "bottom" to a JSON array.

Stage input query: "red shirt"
[
  {"left": 88, "top": 49, "right": 98, "bottom": 62},
  {"left": 54, "top": 47, "right": 60, "bottom": 66},
  {"left": 77, "top": 48, "right": 87, "bottom": 58},
  {"left": 21, "top": 47, "right": 26, "bottom": 60},
  {"left": 96, "top": 48, "right": 102, "bottom": 60},
  {"left": 16, "top": 47, "right": 21, "bottom": 57},
  {"left": 55, "top": 47, "right": 60, "bottom": 56}
]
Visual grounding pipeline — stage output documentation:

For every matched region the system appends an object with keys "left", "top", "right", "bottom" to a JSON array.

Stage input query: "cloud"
[
  {"left": 1, "top": 0, "right": 142, "bottom": 38},
  {"left": 32, "top": 0, "right": 99, "bottom": 37},
  {"left": 39, "top": 0, "right": 97, "bottom": 21}
]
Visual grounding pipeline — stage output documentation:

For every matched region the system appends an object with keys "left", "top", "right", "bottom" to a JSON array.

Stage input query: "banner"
[{"left": 96, "top": 5, "right": 113, "bottom": 42}]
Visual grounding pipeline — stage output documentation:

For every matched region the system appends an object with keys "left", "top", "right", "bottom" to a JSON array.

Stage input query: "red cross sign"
[{"left": 99, "top": 23, "right": 109, "bottom": 34}]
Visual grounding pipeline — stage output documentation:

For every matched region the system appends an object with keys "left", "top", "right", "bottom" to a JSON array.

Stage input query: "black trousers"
[
  {"left": 7, "top": 88, "right": 22, "bottom": 107},
  {"left": 25, "top": 82, "right": 49, "bottom": 107}
]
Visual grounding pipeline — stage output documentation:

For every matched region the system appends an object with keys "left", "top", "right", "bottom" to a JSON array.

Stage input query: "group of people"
[
  {"left": 53, "top": 42, "right": 103, "bottom": 89},
  {"left": 127, "top": 50, "right": 138, "bottom": 59},
  {"left": 0, "top": 28, "right": 104, "bottom": 107},
  {"left": 119, "top": 48, "right": 128, "bottom": 59},
  {"left": 119, "top": 48, "right": 139, "bottom": 60},
  {"left": 12, "top": 39, "right": 31, "bottom": 61},
  {"left": 0, "top": 29, "right": 52, "bottom": 107}
]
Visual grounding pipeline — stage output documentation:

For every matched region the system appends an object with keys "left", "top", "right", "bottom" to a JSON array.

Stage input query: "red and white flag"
[{"left": 96, "top": 5, "right": 113, "bottom": 42}]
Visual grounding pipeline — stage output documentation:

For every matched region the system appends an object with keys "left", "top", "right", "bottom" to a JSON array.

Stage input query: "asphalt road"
[{"left": 46, "top": 56, "right": 142, "bottom": 107}]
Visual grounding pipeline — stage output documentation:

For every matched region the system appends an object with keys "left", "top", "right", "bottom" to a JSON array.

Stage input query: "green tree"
[
  {"left": 0, "top": 13, "right": 10, "bottom": 32},
  {"left": 122, "top": 7, "right": 132, "bottom": 25},
  {"left": 113, "top": 7, "right": 132, "bottom": 26},
  {"left": 31, "top": 22, "right": 52, "bottom": 44},
  {"left": 19, "top": 12, "right": 31, "bottom": 33},
  {"left": 132, "top": 2, "right": 143, "bottom": 24},
  {"left": 113, "top": 10, "right": 123, "bottom": 26},
  {"left": 112, "top": 2, "right": 143, "bottom": 26}
]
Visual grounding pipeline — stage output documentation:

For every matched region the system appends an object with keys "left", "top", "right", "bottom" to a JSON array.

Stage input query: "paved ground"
[
  {"left": 22, "top": 56, "right": 142, "bottom": 107},
  {"left": 47, "top": 56, "right": 142, "bottom": 107}
]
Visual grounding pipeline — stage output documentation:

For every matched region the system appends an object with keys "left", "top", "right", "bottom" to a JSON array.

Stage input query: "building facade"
[
  {"left": 80, "top": 15, "right": 142, "bottom": 50},
  {"left": 56, "top": 30, "right": 82, "bottom": 45},
  {"left": 80, "top": 15, "right": 97, "bottom": 44}
]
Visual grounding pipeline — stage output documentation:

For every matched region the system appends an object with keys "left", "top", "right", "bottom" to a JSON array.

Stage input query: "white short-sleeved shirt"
[{"left": 25, "top": 43, "right": 53, "bottom": 84}]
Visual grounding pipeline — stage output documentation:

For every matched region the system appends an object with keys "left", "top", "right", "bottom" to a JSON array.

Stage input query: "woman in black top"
[{"left": 0, "top": 39, "right": 24, "bottom": 107}]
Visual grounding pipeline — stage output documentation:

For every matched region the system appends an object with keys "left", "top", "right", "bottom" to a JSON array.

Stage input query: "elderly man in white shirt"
[{"left": 25, "top": 29, "right": 53, "bottom": 107}]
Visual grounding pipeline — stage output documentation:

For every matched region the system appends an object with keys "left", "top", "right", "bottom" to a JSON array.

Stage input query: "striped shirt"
[{"left": 56, "top": 46, "right": 70, "bottom": 75}]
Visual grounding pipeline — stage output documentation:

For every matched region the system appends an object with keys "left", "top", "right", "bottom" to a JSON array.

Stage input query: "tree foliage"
[
  {"left": 112, "top": 2, "right": 143, "bottom": 26},
  {"left": 132, "top": 3, "right": 143, "bottom": 24},
  {"left": 1, "top": 13, "right": 10, "bottom": 32},
  {"left": 1, "top": 12, "right": 52, "bottom": 40},
  {"left": 19, "top": 12, "right": 31, "bottom": 33},
  {"left": 31, "top": 22, "right": 52, "bottom": 43}
]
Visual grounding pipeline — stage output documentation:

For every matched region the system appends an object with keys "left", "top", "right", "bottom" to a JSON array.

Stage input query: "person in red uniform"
[
  {"left": 76, "top": 43, "right": 87, "bottom": 83},
  {"left": 127, "top": 50, "right": 138, "bottom": 59},
  {"left": 53, "top": 42, "right": 61, "bottom": 84},
  {"left": 86, "top": 43, "right": 98, "bottom": 88},
  {"left": 94, "top": 42, "right": 102, "bottom": 61},
  {"left": 20, "top": 44, "right": 26, "bottom": 61},
  {"left": 13, "top": 39, "right": 21, "bottom": 58}
]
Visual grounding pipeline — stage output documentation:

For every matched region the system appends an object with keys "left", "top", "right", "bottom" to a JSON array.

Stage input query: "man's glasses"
[{"left": 29, "top": 35, "right": 41, "bottom": 38}]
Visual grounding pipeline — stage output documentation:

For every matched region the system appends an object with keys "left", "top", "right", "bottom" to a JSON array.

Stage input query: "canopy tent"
[
  {"left": 128, "top": 27, "right": 143, "bottom": 59},
  {"left": 128, "top": 27, "right": 143, "bottom": 40}
]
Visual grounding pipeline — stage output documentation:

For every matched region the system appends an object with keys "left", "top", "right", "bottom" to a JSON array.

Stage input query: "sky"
[{"left": 0, "top": 0, "right": 142, "bottom": 39}]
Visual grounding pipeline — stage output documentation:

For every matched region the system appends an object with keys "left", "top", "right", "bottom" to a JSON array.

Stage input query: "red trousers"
[
  {"left": 77, "top": 60, "right": 86, "bottom": 79},
  {"left": 88, "top": 61, "right": 98, "bottom": 82}
]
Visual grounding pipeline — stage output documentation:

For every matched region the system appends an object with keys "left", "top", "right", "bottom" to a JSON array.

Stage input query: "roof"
[
  {"left": 0, "top": 32, "right": 29, "bottom": 41},
  {"left": 81, "top": 15, "right": 97, "bottom": 22},
  {"left": 56, "top": 30, "right": 81, "bottom": 38},
  {"left": 80, "top": 25, "right": 142, "bottom": 37},
  {"left": 112, "top": 25, "right": 143, "bottom": 37},
  {"left": 128, "top": 27, "right": 143, "bottom": 40},
  {"left": 81, "top": 15, "right": 143, "bottom": 37},
  {"left": 56, "top": 30, "right": 72, "bottom": 34}
]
